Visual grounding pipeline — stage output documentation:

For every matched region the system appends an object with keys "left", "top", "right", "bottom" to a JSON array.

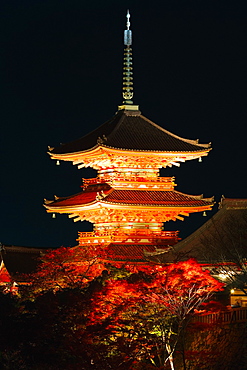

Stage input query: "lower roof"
[{"left": 46, "top": 183, "right": 214, "bottom": 208}]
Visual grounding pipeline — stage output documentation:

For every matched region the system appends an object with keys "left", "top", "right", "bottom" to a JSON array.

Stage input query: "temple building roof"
[
  {"left": 172, "top": 198, "right": 247, "bottom": 263},
  {"left": 0, "top": 245, "right": 46, "bottom": 282},
  {"left": 105, "top": 243, "right": 172, "bottom": 263},
  {"left": 49, "top": 109, "right": 211, "bottom": 156},
  {"left": 45, "top": 183, "right": 213, "bottom": 209}
]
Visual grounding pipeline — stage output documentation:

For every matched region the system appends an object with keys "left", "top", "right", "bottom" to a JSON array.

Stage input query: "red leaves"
[
  {"left": 90, "top": 278, "right": 141, "bottom": 324},
  {"left": 144, "top": 259, "right": 224, "bottom": 320},
  {"left": 24, "top": 251, "right": 225, "bottom": 369},
  {"left": 89, "top": 259, "right": 224, "bottom": 326},
  {"left": 27, "top": 245, "right": 108, "bottom": 295},
  {"left": 86, "top": 259, "right": 225, "bottom": 368}
]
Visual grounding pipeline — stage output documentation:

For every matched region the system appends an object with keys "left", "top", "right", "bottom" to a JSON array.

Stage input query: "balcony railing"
[
  {"left": 81, "top": 176, "right": 176, "bottom": 191},
  {"left": 77, "top": 230, "right": 179, "bottom": 246},
  {"left": 82, "top": 176, "right": 176, "bottom": 184},
  {"left": 192, "top": 307, "right": 247, "bottom": 325}
]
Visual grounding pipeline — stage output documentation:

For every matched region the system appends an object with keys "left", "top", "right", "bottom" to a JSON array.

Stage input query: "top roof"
[{"left": 49, "top": 109, "right": 211, "bottom": 155}]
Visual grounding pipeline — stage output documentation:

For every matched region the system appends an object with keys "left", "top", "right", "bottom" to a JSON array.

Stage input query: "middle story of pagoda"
[{"left": 44, "top": 11, "right": 214, "bottom": 263}]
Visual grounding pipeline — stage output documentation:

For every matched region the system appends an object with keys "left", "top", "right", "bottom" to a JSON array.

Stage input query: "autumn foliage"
[
  {"left": 26, "top": 245, "right": 108, "bottom": 295},
  {"left": 1, "top": 247, "right": 225, "bottom": 369},
  {"left": 88, "top": 259, "right": 224, "bottom": 369}
]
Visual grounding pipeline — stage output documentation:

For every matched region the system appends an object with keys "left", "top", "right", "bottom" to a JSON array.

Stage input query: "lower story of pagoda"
[
  {"left": 77, "top": 228, "right": 179, "bottom": 246},
  {"left": 44, "top": 176, "right": 214, "bottom": 262},
  {"left": 76, "top": 228, "right": 180, "bottom": 263}
]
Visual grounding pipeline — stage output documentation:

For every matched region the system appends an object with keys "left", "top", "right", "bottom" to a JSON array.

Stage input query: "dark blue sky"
[{"left": 1, "top": 0, "right": 247, "bottom": 248}]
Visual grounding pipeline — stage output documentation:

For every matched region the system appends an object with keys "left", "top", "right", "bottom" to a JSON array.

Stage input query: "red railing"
[
  {"left": 78, "top": 230, "right": 179, "bottom": 238},
  {"left": 82, "top": 176, "right": 175, "bottom": 184},
  {"left": 192, "top": 307, "right": 247, "bottom": 324},
  {"left": 77, "top": 230, "right": 179, "bottom": 245}
]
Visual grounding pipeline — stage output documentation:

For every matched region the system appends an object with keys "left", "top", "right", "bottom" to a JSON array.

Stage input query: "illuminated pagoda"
[{"left": 45, "top": 11, "right": 214, "bottom": 263}]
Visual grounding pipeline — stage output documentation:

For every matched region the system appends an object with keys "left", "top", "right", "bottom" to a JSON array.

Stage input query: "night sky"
[{"left": 1, "top": 0, "right": 247, "bottom": 249}]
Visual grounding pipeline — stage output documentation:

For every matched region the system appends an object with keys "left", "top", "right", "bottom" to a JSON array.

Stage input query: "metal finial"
[
  {"left": 122, "top": 10, "right": 133, "bottom": 103},
  {"left": 126, "top": 9, "right": 130, "bottom": 30}
]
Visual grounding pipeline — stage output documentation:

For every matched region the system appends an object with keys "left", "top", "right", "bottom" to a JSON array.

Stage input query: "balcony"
[
  {"left": 82, "top": 176, "right": 176, "bottom": 190},
  {"left": 77, "top": 229, "right": 179, "bottom": 246}
]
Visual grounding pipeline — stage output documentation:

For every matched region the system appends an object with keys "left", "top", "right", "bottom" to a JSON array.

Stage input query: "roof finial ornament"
[
  {"left": 122, "top": 10, "right": 133, "bottom": 104},
  {"left": 118, "top": 11, "right": 139, "bottom": 112},
  {"left": 126, "top": 9, "right": 131, "bottom": 30}
]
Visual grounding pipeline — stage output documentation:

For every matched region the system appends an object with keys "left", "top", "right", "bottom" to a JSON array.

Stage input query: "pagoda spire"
[{"left": 119, "top": 10, "right": 139, "bottom": 111}]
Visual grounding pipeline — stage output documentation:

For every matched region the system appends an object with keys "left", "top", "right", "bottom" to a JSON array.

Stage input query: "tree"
[
  {"left": 88, "top": 259, "right": 224, "bottom": 370},
  {"left": 0, "top": 252, "right": 224, "bottom": 370},
  {"left": 24, "top": 245, "right": 108, "bottom": 297},
  {"left": 0, "top": 273, "right": 113, "bottom": 369}
]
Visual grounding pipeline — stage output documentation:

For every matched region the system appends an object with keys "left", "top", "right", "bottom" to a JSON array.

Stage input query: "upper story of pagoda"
[
  {"left": 48, "top": 108, "right": 211, "bottom": 174},
  {"left": 48, "top": 11, "right": 211, "bottom": 175}
]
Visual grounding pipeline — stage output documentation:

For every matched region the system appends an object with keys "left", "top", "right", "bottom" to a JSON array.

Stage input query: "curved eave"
[
  {"left": 100, "top": 198, "right": 214, "bottom": 210},
  {"left": 98, "top": 202, "right": 213, "bottom": 211},
  {"left": 48, "top": 145, "right": 211, "bottom": 162},
  {"left": 44, "top": 199, "right": 99, "bottom": 213},
  {"left": 44, "top": 188, "right": 214, "bottom": 212},
  {"left": 44, "top": 199, "right": 214, "bottom": 213}
]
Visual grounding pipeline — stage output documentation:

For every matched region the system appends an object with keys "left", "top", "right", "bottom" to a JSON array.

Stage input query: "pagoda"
[{"left": 44, "top": 11, "right": 214, "bottom": 263}]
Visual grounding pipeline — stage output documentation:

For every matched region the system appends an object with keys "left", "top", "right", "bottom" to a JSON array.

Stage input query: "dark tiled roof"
[
  {"left": 47, "top": 184, "right": 112, "bottom": 207},
  {"left": 1, "top": 245, "right": 46, "bottom": 281},
  {"left": 47, "top": 184, "right": 213, "bottom": 208},
  {"left": 50, "top": 110, "right": 210, "bottom": 154},
  {"left": 106, "top": 243, "right": 170, "bottom": 262},
  {"left": 173, "top": 198, "right": 247, "bottom": 262},
  {"left": 105, "top": 189, "right": 212, "bottom": 206}
]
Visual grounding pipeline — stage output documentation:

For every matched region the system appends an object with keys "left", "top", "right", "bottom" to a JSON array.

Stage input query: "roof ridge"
[
  {"left": 104, "top": 110, "right": 128, "bottom": 143},
  {"left": 139, "top": 114, "right": 211, "bottom": 149}
]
